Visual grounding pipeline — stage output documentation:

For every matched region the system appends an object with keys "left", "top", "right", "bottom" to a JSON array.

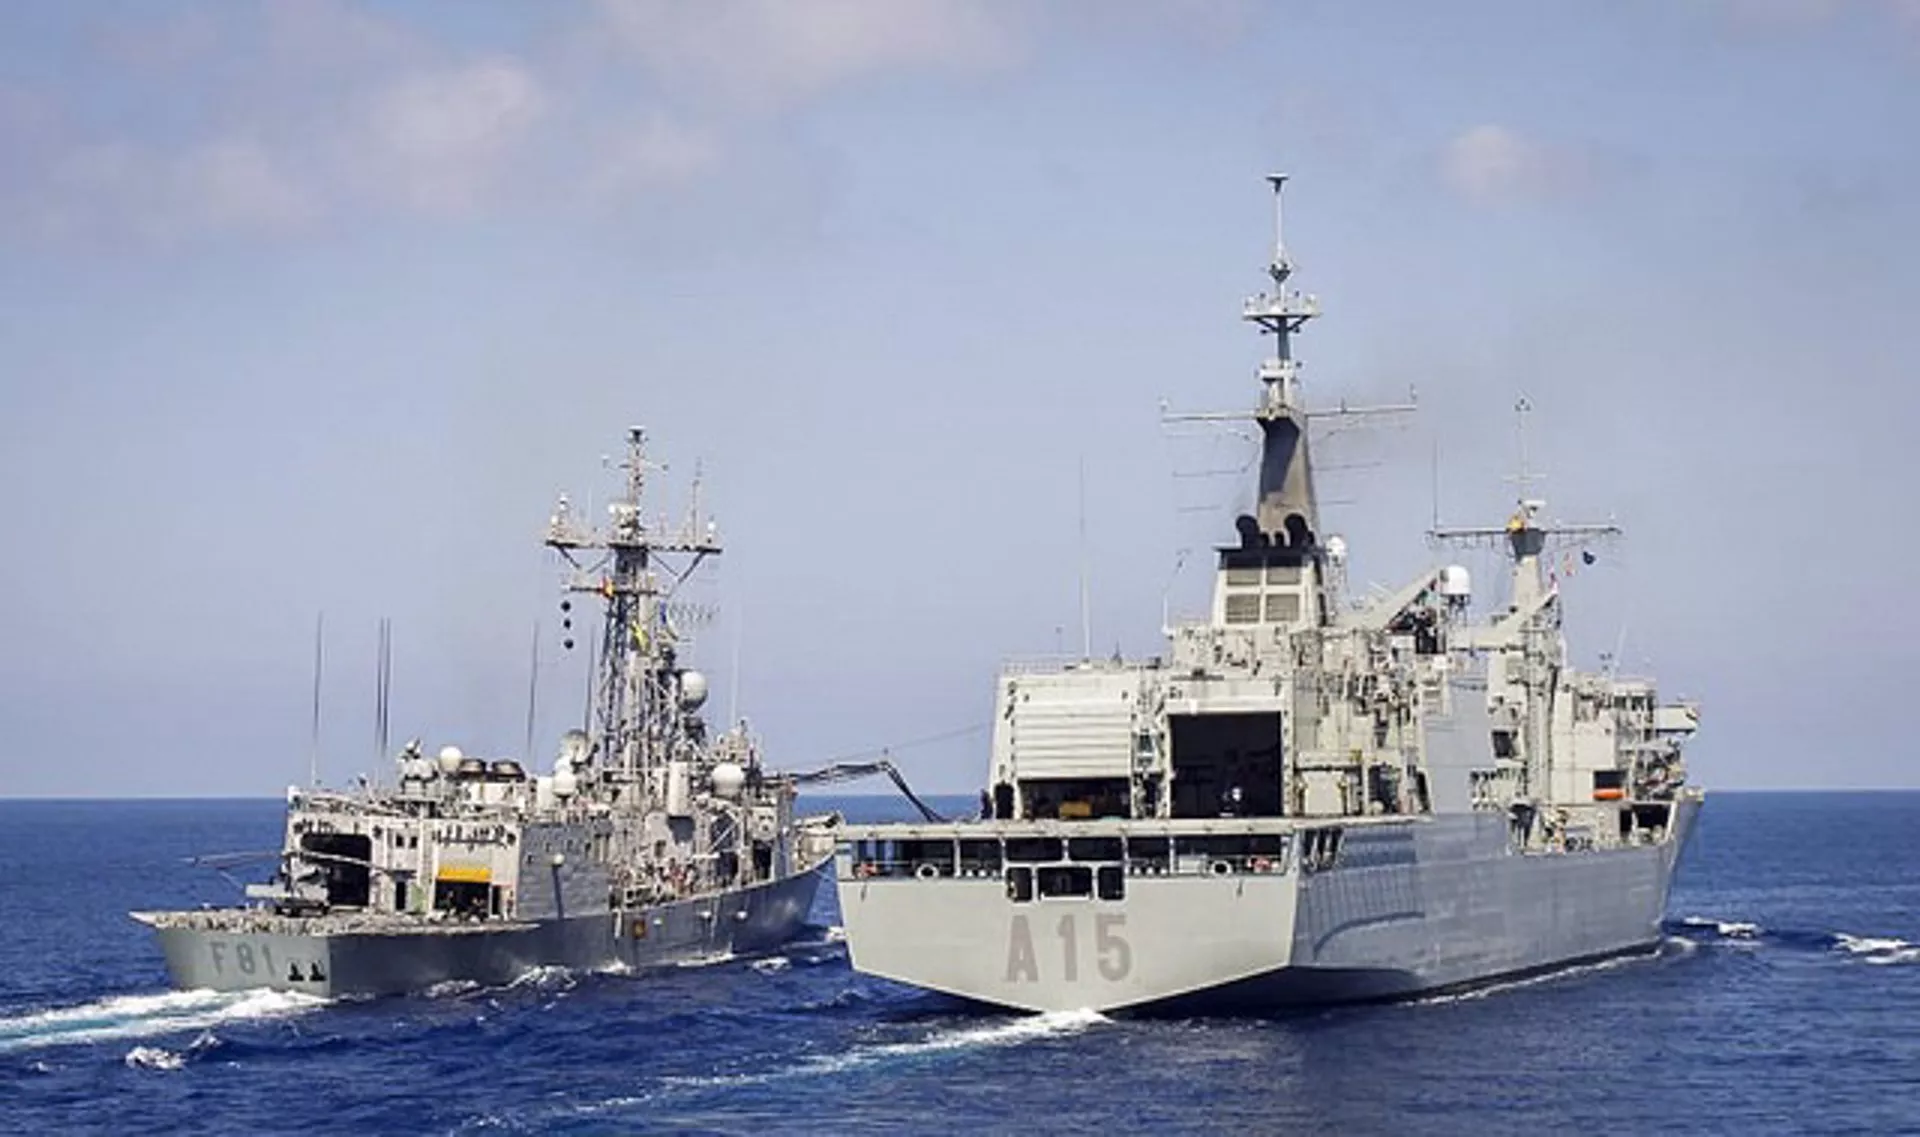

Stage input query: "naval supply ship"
[
  {"left": 834, "top": 177, "right": 1703, "bottom": 1014},
  {"left": 134, "top": 428, "right": 840, "bottom": 997}
]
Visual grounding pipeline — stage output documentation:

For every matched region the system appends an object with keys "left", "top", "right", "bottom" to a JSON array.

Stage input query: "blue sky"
[{"left": 1, "top": 0, "right": 1914, "bottom": 796}]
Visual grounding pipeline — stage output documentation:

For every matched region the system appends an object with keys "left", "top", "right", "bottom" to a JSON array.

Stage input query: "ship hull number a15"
[{"left": 1005, "top": 913, "right": 1131, "bottom": 983}]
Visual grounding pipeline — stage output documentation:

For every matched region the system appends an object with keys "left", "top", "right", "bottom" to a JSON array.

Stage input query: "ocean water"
[{"left": 2, "top": 792, "right": 1918, "bottom": 1136}]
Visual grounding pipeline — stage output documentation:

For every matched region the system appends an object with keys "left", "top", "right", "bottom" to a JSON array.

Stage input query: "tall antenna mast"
[
  {"left": 728, "top": 606, "right": 743, "bottom": 727},
  {"left": 309, "top": 611, "right": 325, "bottom": 787},
  {"left": 522, "top": 621, "right": 540, "bottom": 760},
  {"left": 1078, "top": 456, "right": 1092, "bottom": 661},
  {"left": 1511, "top": 395, "right": 1539, "bottom": 503},
  {"left": 371, "top": 617, "right": 392, "bottom": 767},
  {"left": 1430, "top": 437, "right": 1443, "bottom": 531}
]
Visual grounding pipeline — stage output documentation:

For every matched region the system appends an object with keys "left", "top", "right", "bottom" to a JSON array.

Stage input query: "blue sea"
[{"left": 2, "top": 792, "right": 1918, "bottom": 1135}]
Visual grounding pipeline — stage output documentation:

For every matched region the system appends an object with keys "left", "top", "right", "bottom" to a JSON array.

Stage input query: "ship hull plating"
[
  {"left": 139, "top": 861, "right": 826, "bottom": 998},
  {"left": 837, "top": 800, "right": 1699, "bottom": 1014}
]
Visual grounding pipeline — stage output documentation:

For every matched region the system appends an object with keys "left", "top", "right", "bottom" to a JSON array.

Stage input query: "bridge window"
[
  {"left": 1096, "top": 865, "right": 1125, "bottom": 901},
  {"left": 1264, "top": 594, "right": 1301, "bottom": 623}
]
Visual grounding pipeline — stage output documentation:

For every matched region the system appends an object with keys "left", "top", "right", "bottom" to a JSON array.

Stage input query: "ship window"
[
  {"left": 1491, "top": 730, "right": 1516, "bottom": 759},
  {"left": 1224, "top": 594, "right": 1261, "bottom": 624},
  {"left": 1067, "top": 837, "right": 1123, "bottom": 863},
  {"left": 1227, "top": 565, "right": 1262, "bottom": 586},
  {"left": 1125, "top": 835, "right": 1171, "bottom": 868},
  {"left": 1266, "top": 564, "right": 1302, "bottom": 585},
  {"left": 1248, "top": 833, "right": 1288, "bottom": 858},
  {"left": 1005, "top": 837, "right": 1063, "bottom": 863},
  {"left": 1096, "top": 865, "right": 1125, "bottom": 901},
  {"left": 959, "top": 839, "right": 1003, "bottom": 874},
  {"left": 1184, "top": 835, "right": 1252, "bottom": 860},
  {"left": 902, "top": 838, "right": 954, "bottom": 876},
  {"left": 1006, "top": 866, "right": 1034, "bottom": 902},
  {"left": 1264, "top": 593, "right": 1301, "bottom": 623},
  {"left": 1037, "top": 865, "right": 1093, "bottom": 898}
]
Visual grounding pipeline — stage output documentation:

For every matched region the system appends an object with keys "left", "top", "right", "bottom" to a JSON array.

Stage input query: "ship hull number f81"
[{"left": 1005, "top": 913, "right": 1130, "bottom": 983}]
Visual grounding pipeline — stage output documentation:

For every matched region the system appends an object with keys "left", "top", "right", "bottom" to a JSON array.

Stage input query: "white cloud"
[
  {"left": 589, "top": 0, "right": 1017, "bottom": 109},
  {"left": 352, "top": 58, "right": 548, "bottom": 214},
  {"left": 174, "top": 140, "right": 315, "bottom": 232},
  {"left": 0, "top": 0, "right": 1026, "bottom": 245},
  {"left": 583, "top": 112, "right": 722, "bottom": 203},
  {"left": 1438, "top": 124, "right": 1592, "bottom": 207}
]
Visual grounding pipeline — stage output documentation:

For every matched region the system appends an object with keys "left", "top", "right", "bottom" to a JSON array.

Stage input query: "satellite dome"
[
  {"left": 1439, "top": 564, "right": 1473, "bottom": 601},
  {"left": 679, "top": 671, "right": 710, "bottom": 711},
  {"left": 436, "top": 745, "right": 465, "bottom": 774},
  {"left": 710, "top": 761, "right": 746, "bottom": 799}
]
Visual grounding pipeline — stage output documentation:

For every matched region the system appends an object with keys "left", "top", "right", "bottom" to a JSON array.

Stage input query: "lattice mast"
[{"left": 545, "top": 427, "right": 720, "bottom": 784}]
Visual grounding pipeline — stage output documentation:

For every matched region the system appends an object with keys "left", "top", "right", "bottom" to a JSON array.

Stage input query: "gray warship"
[
  {"left": 134, "top": 428, "right": 839, "bottom": 997},
  {"left": 835, "top": 177, "right": 1703, "bottom": 1013}
]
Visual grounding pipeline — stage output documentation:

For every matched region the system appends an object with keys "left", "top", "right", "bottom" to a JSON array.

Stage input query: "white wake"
[
  {"left": 0, "top": 988, "right": 324, "bottom": 1053},
  {"left": 660, "top": 1008, "right": 1110, "bottom": 1089},
  {"left": 1832, "top": 932, "right": 1920, "bottom": 965}
]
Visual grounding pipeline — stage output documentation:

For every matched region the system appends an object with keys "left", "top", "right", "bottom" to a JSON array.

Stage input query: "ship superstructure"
[
  {"left": 135, "top": 429, "right": 838, "bottom": 996},
  {"left": 834, "top": 178, "right": 1702, "bottom": 1013}
]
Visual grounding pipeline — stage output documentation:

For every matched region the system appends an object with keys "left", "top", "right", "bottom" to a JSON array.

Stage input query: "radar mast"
[{"left": 545, "top": 427, "right": 721, "bottom": 787}]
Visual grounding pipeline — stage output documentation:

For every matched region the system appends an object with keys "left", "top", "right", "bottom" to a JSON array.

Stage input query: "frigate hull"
[
  {"left": 137, "top": 862, "right": 826, "bottom": 998},
  {"left": 837, "top": 801, "right": 1699, "bottom": 1014}
]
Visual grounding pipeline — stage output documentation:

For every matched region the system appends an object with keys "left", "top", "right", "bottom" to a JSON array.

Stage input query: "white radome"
[
  {"left": 679, "top": 670, "right": 710, "bottom": 710},
  {"left": 1438, "top": 564, "right": 1473, "bottom": 601},
  {"left": 710, "top": 761, "right": 746, "bottom": 799},
  {"left": 436, "top": 745, "right": 465, "bottom": 775}
]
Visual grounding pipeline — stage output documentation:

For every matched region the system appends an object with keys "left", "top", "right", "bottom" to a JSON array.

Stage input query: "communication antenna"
[
  {"left": 581, "top": 633, "right": 597, "bottom": 736},
  {"left": 1078, "top": 456, "right": 1092, "bottom": 661},
  {"left": 728, "top": 605, "right": 744, "bottom": 726},
  {"left": 1430, "top": 437, "right": 1442, "bottom": 531},
  {"left": 371, "top": 617, "right": 392, "bottom": 767},
  {"left": 309, "top": 611, "right": 325, "bottom": 787},
  {"left": 1511, "top": 395, "right": 1540, "bottom": 502},
  {"left": 1160, "top": 548, "right": 1192, "bottom": 635},
  {"left": 522, "top": 621, "right": 540, "bottom": 761}
]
